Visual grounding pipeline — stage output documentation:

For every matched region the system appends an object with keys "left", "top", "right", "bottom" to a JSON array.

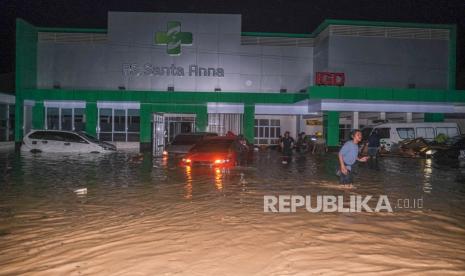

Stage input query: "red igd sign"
[{"left": 315, "top": 72, "right": 345, "bottom": 86}]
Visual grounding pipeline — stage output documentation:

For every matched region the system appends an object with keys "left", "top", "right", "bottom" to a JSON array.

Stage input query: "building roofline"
[
  {"left": 37, "top": 27, "right": 107, "bottom": 34},
  {"left": 18, "top": 17, "right": 456, "bottom": 37}
]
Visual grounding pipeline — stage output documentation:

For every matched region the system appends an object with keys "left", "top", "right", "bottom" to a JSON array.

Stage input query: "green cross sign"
[{"left": 155, "top": 21, "right": 193, "bottom": 56}]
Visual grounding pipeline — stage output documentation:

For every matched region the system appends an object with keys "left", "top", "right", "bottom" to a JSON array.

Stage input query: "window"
[
  {"left": 45, "top": 107, "right": 86, "bottom": 131},
  {"left": 61, "top": 132, "right": 87, "bottom": 143},
  {"left": 0, "top": 104, "right": 7, "bottom": 142},
  {"left": 190, "top": 140, "right": 233, "bottom": 153},
  {"left": 74, "top": 108, "right": 85, "bottom": 132},
  {"left": 46, "top": 107, "right": 60, "bottom": 130},
  {"left": 416, "top": 127, "right": 435, "bottom": 140},
  {"left": 376, "top": 128, "right": 391, "bottom": 139},
  {"left": 339, "top": 124, "right": 352, "bottom": 142},
  {"left": 172, "top": 134, "right": 204, "bottom": 145},
  {"left": 396, "top": 128, "right": 415, "bottom": 139},
  {"left": 208, "top": 113, "right": 243, "bottom": 136},
  {"left": 42, "top": 131, "right": 66, "bottom": 141},
  {"left": 127, "top": 109, "right": 140, "bottom": 142},
  {"left": 8, "top": 104, "right": 14, "bottom": 141},
  {"left": 98, "top": 108, "right": 140, "bottom": 142},
  {"left": 29, "top": 131, "right": 47, "bottom": 140},
  {"left": 436, "top": 127, "right": 459, "bottom": 138},
  {"left": 254, "top": 119, "right": 280, "bottom": 145},
  {"left": 361, "top": 128, "right": 373, "bottom": 141}
]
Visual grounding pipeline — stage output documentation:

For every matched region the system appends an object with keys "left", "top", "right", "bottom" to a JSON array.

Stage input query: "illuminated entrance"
[{"left": 164, "top": 114, "right": 196, "bottom": 144}]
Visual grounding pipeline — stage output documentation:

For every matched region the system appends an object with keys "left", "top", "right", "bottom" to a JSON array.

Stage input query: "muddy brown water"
[{"left": 1, "top": 149, "right": 464, "bottom": 275}]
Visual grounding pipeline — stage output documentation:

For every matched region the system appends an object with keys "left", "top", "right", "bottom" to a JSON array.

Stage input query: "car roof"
[
  {"left": 28, "top": 129, "right": 80, "bottom": 135},
  {"left": 175, "top": 132, "right": 217, "bottom": 136},
  {"left": 196, "top": 136, "right": 236, "bottom": 142}
]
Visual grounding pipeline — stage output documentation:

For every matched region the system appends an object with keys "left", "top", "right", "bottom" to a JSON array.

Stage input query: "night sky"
[{"left": 1, "top": 0, "right": 465, "bottom": 88}]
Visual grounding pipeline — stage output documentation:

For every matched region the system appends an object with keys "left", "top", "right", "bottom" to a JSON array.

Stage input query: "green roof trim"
[
  {"left": 308, "top": 86, "right": 465, "bottom": 103},
  {"left": 20, "top": 89, "right": 309, "bottom": 105}
]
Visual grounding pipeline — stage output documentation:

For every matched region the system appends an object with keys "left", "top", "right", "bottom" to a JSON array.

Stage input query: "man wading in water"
[{"left": 338, "top": 129, "right": 368, "bottom": 187}]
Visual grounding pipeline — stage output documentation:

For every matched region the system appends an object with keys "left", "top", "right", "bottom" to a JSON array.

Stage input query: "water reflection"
[
  {"left": 423, "top": 158, "right": 433, "bottom": 193},
  {"left": 185, "top": 165, "right": 192, "bottom": 199},
  {"left": 214, "top": 168, "right": 223, "bottom": 191}
]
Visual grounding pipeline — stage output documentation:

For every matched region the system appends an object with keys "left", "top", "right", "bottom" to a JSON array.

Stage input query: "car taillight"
[
  {"left": 214, "top": 159, "right": 230, "bottom": 164},
  {"left": 182, "top": 158, "right": 191, "bottom": 164}
]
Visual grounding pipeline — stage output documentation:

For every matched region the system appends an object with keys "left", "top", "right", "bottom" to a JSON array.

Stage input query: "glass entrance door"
[
  {"left": 153, "top": 113, "right": 165, "bottom": 157},
  {"left": 113, "top": 109, "right": 126, "bottom": 141},
  {"left": 164, "top": 115, "right": 196, "bottom": 144}
]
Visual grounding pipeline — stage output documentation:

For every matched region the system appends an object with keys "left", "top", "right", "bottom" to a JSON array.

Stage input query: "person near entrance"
[
  {"left": 312, "top": 131, "right": 327, "bottom": 155},
  {"left": 234, "top": 134, "right": 249, "bottom": 166},
  {"left": 296, "top": 132, "right": 309, "bottom": 153},
  {"left": 338, "top": 129, "right": 369, "bottom": 185},
  {"left": 367, "top": 129, "right": 380, "bottom": 157},
  {"left": 280, "top": 131, "right": 295, "bottom": 163},
  {"left": 367, "top": 129, "right": 381, "bottom": 168}
]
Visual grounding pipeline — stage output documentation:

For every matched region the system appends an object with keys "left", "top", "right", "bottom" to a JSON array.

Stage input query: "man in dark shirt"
[
  {"left": 280, "top": 131, "right": 294, "bottom": 163},
  {"left": 367, "top": 130, "right": 381, "bottom": 158},
  {"left": 234, "top": 134, "right": 249, "bottom": 166}
]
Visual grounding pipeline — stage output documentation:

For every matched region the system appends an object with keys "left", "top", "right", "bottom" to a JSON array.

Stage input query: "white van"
[{"left": 368, "top": 122, "right": 461, "bottom": 151}]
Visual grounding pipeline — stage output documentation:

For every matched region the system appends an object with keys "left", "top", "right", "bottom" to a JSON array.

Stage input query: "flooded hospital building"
[{"left": 13, "top": 12, "right": 465, "bottom": 151}]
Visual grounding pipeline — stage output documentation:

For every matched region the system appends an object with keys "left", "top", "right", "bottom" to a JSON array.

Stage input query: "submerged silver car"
[{"left": 22, "top": 130, "right": 116, "bottom": 153}]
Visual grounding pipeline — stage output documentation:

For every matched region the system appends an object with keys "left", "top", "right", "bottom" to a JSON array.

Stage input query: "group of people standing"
[
  {"left": 279, "top": 129, "right": 381, "bottom": 186},
  {"left": 278, "top": 131, "right": 328, "bottom": 163}
]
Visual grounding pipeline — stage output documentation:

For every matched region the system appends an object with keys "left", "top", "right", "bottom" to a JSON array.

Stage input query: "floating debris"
[{"left": 73, "top": 188, "right": 87, "bottom": 195}]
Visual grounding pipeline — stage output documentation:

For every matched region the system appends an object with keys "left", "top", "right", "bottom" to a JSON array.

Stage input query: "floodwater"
[{"left": 1, "top": 149, "right": 465, "bottom": 275}]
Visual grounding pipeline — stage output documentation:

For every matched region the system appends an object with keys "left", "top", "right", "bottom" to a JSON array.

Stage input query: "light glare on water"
[{"left": 0, "top": 150, "right": 465, "bottom": 275}]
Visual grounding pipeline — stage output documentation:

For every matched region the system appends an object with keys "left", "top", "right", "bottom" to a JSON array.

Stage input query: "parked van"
[{"left": 367, "top": 122, "right": 461, "bottom": 151}]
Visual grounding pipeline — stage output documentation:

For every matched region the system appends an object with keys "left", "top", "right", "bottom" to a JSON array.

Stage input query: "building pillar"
[
  {"left": 323, "top": 111, "right": 340, "bottom": 147},
  {"left": 32, "top": 101, "right": 44, "bottom": 130},
  {"left": 139, "top": 103, "right": 152, "bottom": 152},
  {"left": 14, "top": 98, "right": 23, "bottom": 144},
  {"left": 85, "top": 102, "right": 98, "bottom": 137},
  {"left": 195, "top": 105, "right": 208, "bottom": 132},
  {"left": 424, "top": 113, "right": 444, "bottom": 122},
  {"left": 352, "top": 111, "right": 359, "bottom": 129},
  {"left": 406, "top": 112, "right": 413, "bottom": 123},
  {"left": 296, "top": 115, "right": 301, "bottom": 135},
  {"left": 243, "top": 105, "right": 255, "bottom": 143},
  {"left": 380, "top": 112, "right": 386, "bottom": 120}
]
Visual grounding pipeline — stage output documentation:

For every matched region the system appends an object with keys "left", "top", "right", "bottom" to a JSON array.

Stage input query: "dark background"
[{"left": 1, "top": 0, "right": 464, "bottom": 89}]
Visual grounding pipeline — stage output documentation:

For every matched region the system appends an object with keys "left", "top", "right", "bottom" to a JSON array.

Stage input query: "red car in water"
[{"left": 181, "top": 136, "right": 253, "bottom": 168}]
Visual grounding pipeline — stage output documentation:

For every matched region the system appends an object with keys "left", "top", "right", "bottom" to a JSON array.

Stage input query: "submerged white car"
[{"left": 22, "top": 130, "right": 116, "bottom": 153}]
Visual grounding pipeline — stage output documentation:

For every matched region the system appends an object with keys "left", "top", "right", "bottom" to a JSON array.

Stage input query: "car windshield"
[
  {"left": 78, "top": 132, "right": 100, "bottom": 143},
  {"left": 172, "top": 135, "right": 204, "bottom": 145},
  {"left": 190, "top": 140, "right": 233, "bottom": 152}
]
